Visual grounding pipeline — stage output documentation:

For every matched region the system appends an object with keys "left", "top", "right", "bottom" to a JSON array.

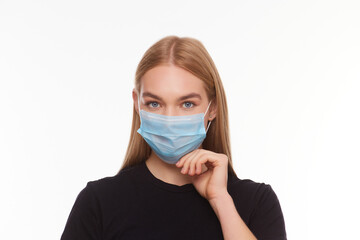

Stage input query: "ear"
[
  {"left": 132, "top": 89, "right": 140, "bottom": 115},
  {"left": 208, "top": 100, "right": 217, "bottom": 121}
]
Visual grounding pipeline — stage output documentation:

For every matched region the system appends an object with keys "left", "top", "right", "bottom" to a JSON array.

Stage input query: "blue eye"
[
  {"left": 183, "top": 102, "right": 194, "bottom": 108},
  {"left": 148, "top": 102, "right": 159, "bottom": 108}
]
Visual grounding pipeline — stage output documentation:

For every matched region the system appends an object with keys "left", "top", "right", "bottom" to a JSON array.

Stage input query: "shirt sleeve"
[
  {"left": 60, "top": 182, "right": 102, "bottom": 240},
  {"left": 249, "top": 184, "right": 287, "bottom": 240}
]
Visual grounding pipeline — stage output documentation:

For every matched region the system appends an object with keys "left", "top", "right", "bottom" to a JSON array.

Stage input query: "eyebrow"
[{"left": 142, "top": 92, "right": 202, "bottom": 101}]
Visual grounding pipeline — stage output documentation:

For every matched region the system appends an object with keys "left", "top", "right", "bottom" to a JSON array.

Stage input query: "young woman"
[{"left": 61, "top": 36, "right": 287, "bottom": 240}]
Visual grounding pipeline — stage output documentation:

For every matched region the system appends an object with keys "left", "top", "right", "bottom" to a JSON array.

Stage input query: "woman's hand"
[{"left": 176, "top": 149, "right": 229, "bottom": 201}]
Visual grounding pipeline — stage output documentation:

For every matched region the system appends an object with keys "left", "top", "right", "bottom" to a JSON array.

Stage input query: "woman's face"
[{"left": 133, "top": 64, "right": 216, "bottom": 122}]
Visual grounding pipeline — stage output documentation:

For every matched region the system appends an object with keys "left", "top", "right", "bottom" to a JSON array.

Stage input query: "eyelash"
[
  {"left": 145, "top": 101, "right": 196, "bottom": 109},
  {"left": 146, "top": 101, "right": 160, "bottom": 108}
]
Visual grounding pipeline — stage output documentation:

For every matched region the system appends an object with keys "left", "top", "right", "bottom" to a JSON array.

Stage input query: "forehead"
[{"left": 140, "top": 65, "right": 207, "bottom": 99}]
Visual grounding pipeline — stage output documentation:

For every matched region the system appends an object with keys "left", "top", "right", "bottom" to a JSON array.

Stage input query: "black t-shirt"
[{"left": 61, "top": 161, "right": 287, "bottom": 240}]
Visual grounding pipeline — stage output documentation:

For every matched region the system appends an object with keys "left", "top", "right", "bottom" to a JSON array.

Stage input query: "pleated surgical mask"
[{"left": 137, "top": 97, "right": 212, "bottom": 164}]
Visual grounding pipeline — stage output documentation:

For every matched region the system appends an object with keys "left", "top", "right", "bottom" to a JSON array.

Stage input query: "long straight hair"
[{"left": 118, "top": 36, "right": 237, "bottom": 177}]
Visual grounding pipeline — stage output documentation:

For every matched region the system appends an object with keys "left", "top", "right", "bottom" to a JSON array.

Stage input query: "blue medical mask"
[{"left": 137, "top": 98, "right": 212, "bottom": 164}]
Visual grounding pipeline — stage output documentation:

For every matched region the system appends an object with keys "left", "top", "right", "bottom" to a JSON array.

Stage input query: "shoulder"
[
  {"left": 228, "top": 176, "right": 281, "bottom": 215},
  {"left": 63, "top": 163, "right": 144, "bottom": 219},
  {"left": 228, "top": 175, "right": 276, "bottom": 201},
  {"left": 85, "top": 163, "right": 144, "bottom": 196},
  {"left": 61, "top": 165, "right": 144, "bottom": 239},
  {"left": 228, "top": 176, "right": 287, "bottom": 239}
]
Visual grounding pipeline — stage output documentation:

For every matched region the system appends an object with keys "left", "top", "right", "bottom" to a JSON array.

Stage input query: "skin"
[{"left": 133, "top": 64, "right": 257, "bottom": 240}]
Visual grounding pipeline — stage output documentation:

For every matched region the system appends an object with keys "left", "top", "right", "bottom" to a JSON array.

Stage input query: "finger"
[
  {"left": 176, "top": 150, "right": 195, "bottom": 167},
  {"left": 181, "top": 149, "right": 201, "bottom": 174},
  {"left": 187, "top": 150, "right": 217, "bottom": 175},
  {"left": 196, "top": 159, "right": 206, "bottom": 174},
  {"left": 175, "top": 158, "right": 183, "bottom": 167},
  {"left": 188, "top": 156, "right": 200, "bottom": 176},
  {"left": 196, "top": 152, "right": 223, "bottom": 170},
  {"left": 188, "top": 151, "right": 212, "bottom": 175},
  {"left": 181, "top": 156, "right": 192, "bottom": 174},
  {"left": 202, "top": 152, "right": 227, "bottom": 167},
  {"left": 192, "top": 151, "right": 209, "bottom": 175}
]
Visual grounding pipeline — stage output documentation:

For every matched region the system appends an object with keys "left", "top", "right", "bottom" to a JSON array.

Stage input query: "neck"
[{"left": 145, "top": 151, "right": 193, "bottom": 186}]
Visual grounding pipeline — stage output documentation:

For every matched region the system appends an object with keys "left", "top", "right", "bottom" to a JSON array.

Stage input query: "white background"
[{"left": 1, "top": 1, "right": 359, "bottom": 239}]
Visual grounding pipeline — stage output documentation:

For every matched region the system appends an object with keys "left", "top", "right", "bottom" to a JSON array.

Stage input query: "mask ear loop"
[
  {"left": 137, "top": 96, "right": 141, "bottom": 111},
  {"left": 206, "top": 121, "right": 212, "bottom": 133},
  {"left": 137, "top": 95, "right": 143, "bottom": 122},
  {"left": 205, "top": 100, "right": 213, "bottom": 133}
]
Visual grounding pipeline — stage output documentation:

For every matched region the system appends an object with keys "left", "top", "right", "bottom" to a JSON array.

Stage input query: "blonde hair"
[{"left": 118, "top": 36, "right": 237, "bottom": 177}]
